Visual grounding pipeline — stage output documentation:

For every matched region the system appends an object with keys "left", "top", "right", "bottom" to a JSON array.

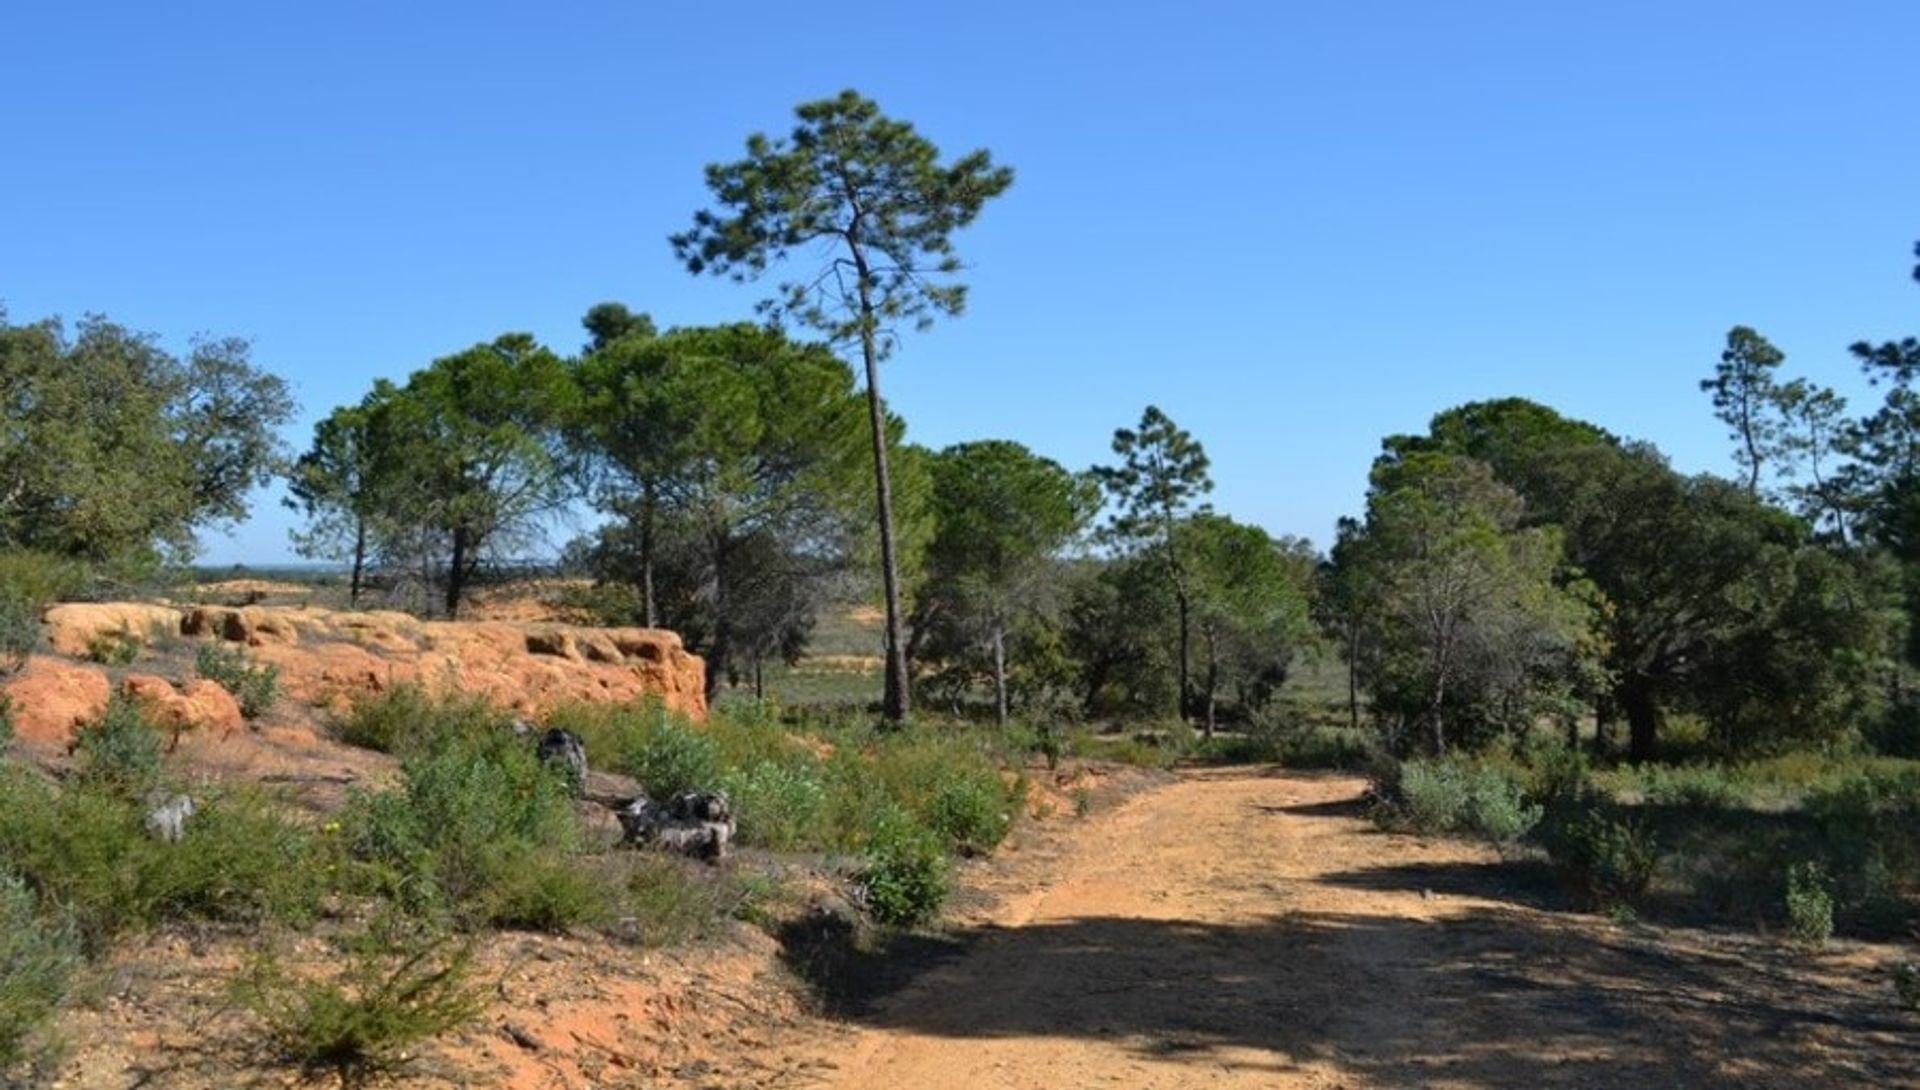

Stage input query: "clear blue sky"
[{"left": 4, "top": 1, "right": 1916, "bottom": 563}]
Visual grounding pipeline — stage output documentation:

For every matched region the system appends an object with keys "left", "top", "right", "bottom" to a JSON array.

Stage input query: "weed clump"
[
  {"left": 859, "top": 806, "right": 950, "bottom": 927},
  {"left": 195, "top": 642, "right": 280, "bottom": 719}
]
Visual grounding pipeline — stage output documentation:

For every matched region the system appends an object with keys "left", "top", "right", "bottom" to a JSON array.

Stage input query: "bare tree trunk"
[
  {"left": 349, "top": 518, "right": 367, "bottom": 609},
  {"left": 640, "top": 484, "right": 658, "bottom": 628},
  {"left": 445, "top": 526, "right": 468, "bottom": 618},
  {"left": 850, "top": 243, "right": 911, "bottom": 725},
  {"left": 1621, "top": 679, "right": 1660, "bottom": 764},
  {"left": 992, "top": 624, "right": 1009, "bottom": 727}
]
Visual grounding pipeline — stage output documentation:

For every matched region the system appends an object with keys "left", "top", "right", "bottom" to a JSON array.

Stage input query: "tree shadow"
[{"left": 781, "top": 901, "right": 1915, "bottom": 1088}]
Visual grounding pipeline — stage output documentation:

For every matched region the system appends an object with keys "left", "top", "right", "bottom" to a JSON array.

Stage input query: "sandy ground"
[{"left": 803, "top": 768, "right": 1917, "bottom": 1090}]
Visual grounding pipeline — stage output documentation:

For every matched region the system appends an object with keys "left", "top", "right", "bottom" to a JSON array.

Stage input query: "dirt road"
[{"left": 810, "top": 768, "right": 1913, "bottom": 1090}]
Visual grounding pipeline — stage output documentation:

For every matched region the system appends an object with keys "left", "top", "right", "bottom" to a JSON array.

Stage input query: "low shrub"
[
  {"left": 0, "top": 595, "right": 40, "bottom": 673},
  {"left": 340, "top": 733, "right": 582, "bottom": 928},
  {"left": 1625, "top": 764, "right": 1747, "bottom": 810},
  {"left": 195, "top": 642, "right": 279, "bottom": 720},
  {"left": 1384, "top": 759, "right": 1541, "bottom": 844},
  {"left": 1785, "top": 861, "right": 1835, "bottom": 945},
  {"left": 1894, "top": 962, "right": 1920, "bottom": 1011},
  {"left": 630, "top": 721, "right": 722, "bottom": 800},
  {"left": 724, "top": 760, "right": 829, "bottom": 852},
  {"left": 613, "top": 853, "right": 744, "bottom": 947},
  {"left": 1541, "top": 805, "right": 1660, "bottom": 911},
  {"left": 84, "top": 628, "right": 139, "bottom": 666},
  {"left": 859, "top": 806, "right": 949, "bottom": 927},
  {"left": 333, "top": 685, "right": 505, "bottom": 756},
  {"left": 923, "top": 774, "right": 1014, "bottom": 857},
  {"left": 0, "top": 772, "right": 324, "bottom": 950},
  {"left": 0, "top": 695, "right": 13, "bottom": 751},
  {"left": 0, "top": 870, "right": 78, "bottom": 1070},
  {"left": 236, "top": 917, "right": 487, "bottom": 1086},
  {"left": 70, "top": 694, "right": 164, "bottom": 793}
]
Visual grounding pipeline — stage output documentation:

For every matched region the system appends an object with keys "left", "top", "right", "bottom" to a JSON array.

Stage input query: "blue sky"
[{"left": 4, "top": 1, "right": 1916, "bottom": 563}]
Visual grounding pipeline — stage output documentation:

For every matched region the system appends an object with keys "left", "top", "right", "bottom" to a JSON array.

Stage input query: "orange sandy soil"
[{"left": 30, "top": 769, "right": 1920, "bottom": 1089}]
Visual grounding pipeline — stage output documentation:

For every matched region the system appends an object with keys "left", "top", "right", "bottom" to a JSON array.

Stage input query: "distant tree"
[
  {"left": 1702, "top": 326, "right": 1788, "bottom": 497},
  {"left": 913, "top": 440, "right": 1099, "bottom": 724},
  {"left": 578, "top": 324, "right": 872, "bottom": 700},
  {"left": 285, "top": 395, "right": 392, "bottom": 606},
  {"left": 1343, "top": 451, "right": 1598, "bottom": 755},
  {"left": 1094, "top": 405, "right": 1214, "bottom": 721},
  {"left": 0, "top": 311, "right": 292, "bottom": 568},
  {"left": 672, "top": 89, "right": 1015, "bottom": 724},
  {"left": 1177, "top": 514, "right": 1316, "bottom": 738},
  {"left": 1062, "top": 553, "right": 1180, "bottom": 718},
  {"left": 374, "top": 335, "right": 576, "bottom": 616},
  {"left": 1770, "top": 378, "right": 1854, "bottom": 542},
  {"left": 580, "top": 302, "right": 657, "bottom": 352}
]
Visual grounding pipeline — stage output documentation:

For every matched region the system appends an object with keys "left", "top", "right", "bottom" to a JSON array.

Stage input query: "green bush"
[
  {"left": 724, "top": 760, "right": 829, "bottom": 852},
  {"left": 0, "top": 551, "right": 85, "bottom": 609},
  {"left": 0, "top": 596, "right": 40, "bottom": 673},
  {"left": 1785, "top": 861, "right": 1835, "bottom": 945},
  {"left": 0, "top": 870, "right": 78, "bottom": 1070},
  {"left": 70, "top": 694, "right": 164, "bottom": 793},
  {"left": 924, "top": 774, "right": 1014, "bottom": 857},
  {"left": 341, "top": 733, "right": 582, "bottom": 928},
  {"left": 0, "top": 695, "right": 13, "bottom": 751},
  {"left": 1629, "top": 764, "right": 1746, "bottom": 810},
  {"left": 859, "top": 806, "right": 950, "bottom": 927},
  {"left": 1894, "top": 962, "right": 1920, "bottom": 1011},
  {"left": 236, "top": 917, "right": 487, "bottom": 1086},
  {"left": 1385, "top": 759, "right": 1541, "bottom": 844},
  {"left": 614, "top": 853, "right": 743, "bottom": 947},
  {"left": 631, "top": 721, "right": 723, "bottom": 799},
  {"left": 84, "top": 628, "right": 139, "bottom": 666},
  {"left": 0, "top": 772, "right": 323, "bottom": 950},
  {"left": 1542, "top": 805, "right": 1660, "bottom": 911},
  {"left": 194, "top": 642, "right": 279, "bottom": 720},
  {"left": 333, "top": 685, "right": 506, "bottom": 756}
]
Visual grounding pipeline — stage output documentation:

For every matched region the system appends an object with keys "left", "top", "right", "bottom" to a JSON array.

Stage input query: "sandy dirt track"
[{"left": 807, "top": 768, "right": 1913, "bottom": 1090}]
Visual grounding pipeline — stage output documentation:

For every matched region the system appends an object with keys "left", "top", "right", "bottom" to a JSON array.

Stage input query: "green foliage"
[
  {"left": 84, "top": 628, "right": 139, "bottom": 665},
  {"left": 194, "top": 641, "right": 279, "bottom": 719},
  {"left": 1541, "top": 805, "right": 1661, "bottom": 911},
  {"left": 0, "top": 771, "right": 323, "bottom": 951},
  {"left": 723, "top": 761, "right": 828, "bottom": 852},
  {"left": 333, "top": 684, "right": 508, "bottom": 756},
  {"left": 614, "top": 853, "right": 744, "bottom": 947},
  {"left": 1612, "top": 763, "right": 1748, "bottom": 810},
  {"left": 0, "top": 870, "right": 78, "bottom": 1070},
  {"left": 70, "top": 694, "right": 164, "bottom": 793},
  {"left": 1894, "top": 962, "right": 1920, "bottom": 1011},
  {"left": 0, "top": 315, "right": 292, "bottom": 566},
  {"left": 1382, "top": 759, "right": 1542, "bottom": 844},
  {"left": 923, "top": 774, "right": 1013, "bottom": 858},
  {"left": 341, "top": 730, "right": 582, "bottom": 928},
  {"left": 631, "top": 720, "right": 723, "bottom": 800},
  {"left": 1805, "top": 766, "right": 1920, "bottom": 913},
  {"left": 236, "top": 917, "right": 487, "bottom": 1086},
  {"left": 0, "top": 696, "right": 13, "bottom": 751},
  {"left": 1784, "top": 861, "right": 1835, "bottom": 945},
  {"left": 859, "top": 806, "right": 950, "bottom": 927}
]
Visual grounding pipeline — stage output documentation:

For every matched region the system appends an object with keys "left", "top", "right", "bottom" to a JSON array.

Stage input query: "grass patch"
[{"left": 195, "top": 642, "right": 280, "bottom": 720}]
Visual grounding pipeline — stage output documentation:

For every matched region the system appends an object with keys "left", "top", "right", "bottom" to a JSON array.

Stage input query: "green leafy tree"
[
  {"left": 357, "top": 335, "right": 575, "bottom": 616},
  {"left": 575, "top": 324, "right": 873, "bottom": 700},
  {"left": 286, "top": 391, "right": 410, "bottom": 607},
  {"left": 672, "top": 89, "right": 1015, "bottom": 724},
  {"left": 1343, "top": 452, "right": 1599, "bottom": 755},
  {"left": 1094, "top": 405, "right": 1215, "bottom": 721},
  {"left": 1177, "top": 514, "right": 1317, "bottom": 738},
  {"left": 913, "top": 441, "right": 1099, "bottom": 724},
  {"left": 579, "top": 302, "right": 657, "bottom": 353},
  {"left": 0, "top": 311, "right": 292, "bottom": 568},
  {"left": 1702, "top": 326, "right": 1788, "bottom": 496}
]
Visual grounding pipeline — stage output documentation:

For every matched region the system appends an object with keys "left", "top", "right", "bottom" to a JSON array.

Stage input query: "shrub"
[
  {"left": 1385, "top": 759, "right": 1541, "bottom": 844},
  {"left": 1894, "top": 962, "right": 1920, "bottom": 1011},
  {"left": 1633, "top": 764, "right": 1746, "bottom": 810},
  {"left": 236, "top": 917, "right": 487, "bottom": 1086},
  {"left": 70, "top": 694, "right": 164, "bottom": 793},
  {"left": 0, "top": 772, "right": 323, "bottom": 950},
  {"left": 477, "top": 853, "right": 610, "bottom": 933},
  {"left": 1542, "top": 805, "right": 1660, "bottom": 911},
  {"left": 724, "top": 760, "right": 829, "bottom": 852},
  {"left": 630, "top": 721, "right": 722, "bottom": 799},
  {"left": 859, "top": 806, "right": 950, "bottom": 927},
  {"left": 1785, "top": 861, "right": 1835, "bottom": 945},
  {"left": 0, "top": 695, "right": 13, "bottom": 751},
  {"left": 614, "top": 853, "right": 742, "bottom": 947},
  {"left": 334, "top": 685, "right": 505, "bottom": 756},
  {"left": 341, "top": 734, "right": 581, "bottom": 928},
  {"left": 924, "top": 774, "right": 1014, "bottom": 857},
  {"left": 194, "top": 642, "right": 279, "bottom": 720},
  {"left": 0, "top": 870, "right": 78, "bottom": 1070},
  {"left": 84, "top": 628, "right": 139, "bottom": 666},
  {"left": 0, "top": 595, "right": 39, "bottom": 674}
]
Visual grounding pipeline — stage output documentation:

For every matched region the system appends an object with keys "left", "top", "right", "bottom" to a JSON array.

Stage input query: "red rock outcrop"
[
  {"left": 42, "top": 603, "right": 184, "bottom": 657},
  {"left": 121, "top": 674, "right": 245, "bottom": 738},
  {"left": 3, "top": 656, "right": 112, "bottom": 744}
]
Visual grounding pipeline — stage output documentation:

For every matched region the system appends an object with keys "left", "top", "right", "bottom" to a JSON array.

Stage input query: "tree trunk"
[
  {"left": 640, "top": 484, "right": 658, "bottom": 628},
  {"left": 991, "top": 624, "right": 1009, "bottom": 728},
  {"left": 348, "top": 518, "right": 367, "bottom": 609},
  {"left": 753, "top": 657, "right": 764, "bottom": 701},
  {"left": 1203, "top": 631, "right": 1218, "bottom": 741},
  {"left": 1176, "top": 588, "right": 1192, "bottom": 722},
  {"left": 445, "top": 526, "right": 468, "bottom": 618},
  {"left": 850, "top": 244, "right": 911, "bottom": 725},
  {"left": 705, "top": 537, "right": 732, "bottom": 705},
  {"left": 1346, "top": 624, "right": 1361, "bottom": 731},
  {"left": 1620, "top": 679, "right": 1660, "bottom": 763}
]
